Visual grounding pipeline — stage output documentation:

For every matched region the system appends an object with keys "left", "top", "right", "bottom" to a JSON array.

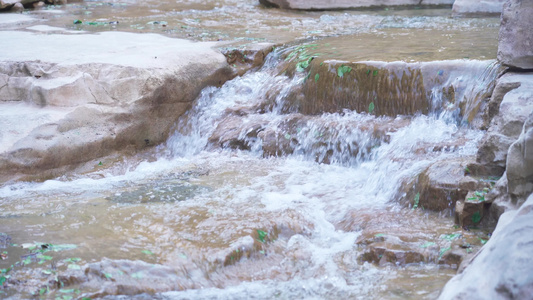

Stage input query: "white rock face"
[
  {"left": 452, "top": 0, "right": 506, "bottom": 17},
  {"left": 476, "top": 73, "right": 533, "bottom": 175},
  {"left": 0, "top": 31, "right": 233, "bottom": 181},
  {"left": 438, "top": 193, "right": 533, "bottom": 299},
  {"left": 259, "top": 0, "right": 453, "bottom": 10},
  {"left": 506, "top": 111, "right": 533, "bottom": 205},
  {"left": 498, "top": 0, "right": 533, "bottom": 70}
]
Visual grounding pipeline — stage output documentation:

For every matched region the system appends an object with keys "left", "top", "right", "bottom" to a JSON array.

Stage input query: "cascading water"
[{"left": 0, "top": 45, "right": 499, "bottom": 299}]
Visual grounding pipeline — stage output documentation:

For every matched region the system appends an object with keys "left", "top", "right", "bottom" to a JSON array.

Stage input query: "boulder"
[
  {"left": 455, "top": 191, "right": 487, "bottom": 228},
  {"left": 498, "top": 0, "right": 533, "bottom": 70},
  {"left": 401, "top": 158, "right": 491, "bottom": 212},
  {"left": 259, "top": 0, "right": 454, "bottom": 10},
  {"left": 438, "top": 193, "right": 533, "bottom": 299},
  {"left": 220, "top": 43, "right": 275, "bottom": 77},
  {"left": 506, "top": 111, "right": 533, "bottom": 206},
  {"left": 0, "top": 0, "right": 40, "bottom": 10},
  {"left": 452, "top": 0, "right": 506, "bottom": 17},
  {"left": 475, "top": 73, "right": 533, "bottom": 176},
  {"left": 0, "top": 31, "right": 235, "bottom": 182}
]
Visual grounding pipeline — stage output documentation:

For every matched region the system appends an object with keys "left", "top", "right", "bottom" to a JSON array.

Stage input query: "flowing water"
[{"left": 0, "top": 1, "right": 501, "bottom": 299}]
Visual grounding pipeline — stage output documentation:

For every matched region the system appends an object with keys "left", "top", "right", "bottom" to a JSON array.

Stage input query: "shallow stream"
[{"left": 0, "top": 1, "right": 500, "bottom": 299}]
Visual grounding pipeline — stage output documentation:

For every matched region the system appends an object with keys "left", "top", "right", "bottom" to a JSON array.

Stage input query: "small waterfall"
[
  {"left": 166, "top": 46, "right": 495, "bottom": 172},
  {"left": 165, "top": 51, "right": 304, "bottom": 157},
  {"left": 427, "top": 60, "right": 502, "bottom": 126}
]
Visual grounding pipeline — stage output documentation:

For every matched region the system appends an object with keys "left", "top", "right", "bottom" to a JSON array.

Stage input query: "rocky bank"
[
  {"left": 439, "top": 0, "right": 533, "bottom": 298},
  {"left": 0, "top": 30, "right": 241, "bottom": 183}
]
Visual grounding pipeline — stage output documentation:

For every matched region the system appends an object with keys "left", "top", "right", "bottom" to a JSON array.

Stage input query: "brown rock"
[
  {"left": 455, "top": 191, "right": 487, "bottom": 228},
  {"left": 403, "top": 159, "right": 490, "bottom": 212}
]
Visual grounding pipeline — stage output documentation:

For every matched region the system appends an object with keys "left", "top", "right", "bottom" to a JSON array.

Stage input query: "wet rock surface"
[
  {"left": 399, "top": 158, "right": 492, "bottom": 213},
  {"left": 439, "top": 193, "right": 533, "bottom": 299},
  {"left": 338, "top": 208, "right": 488, "bottom": 269},
  {"left": 498, "top": 0, "right": 533, "bottom": 70},
  {"left": 280, "top": 57, "right": 500, "bottom": 123},
  {"left": 220, "top": 43, "right": 276, "bottom": 77}
]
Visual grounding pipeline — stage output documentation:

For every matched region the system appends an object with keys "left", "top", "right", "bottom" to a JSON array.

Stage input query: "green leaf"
[
  {"left": 471, "top": 211, "right": 482, "bottom": 224},
  {"left": 337, "top": 65, "right": 352, "bottom": 78},
  {"left": 43, "top": 270, "right": 53, "bottom": 275},
  {"left": 284, "top": 133, "right": 291, "bottom": 140},
  {"left": 479, "top": 238, "right": 487, "bottom": 245},
  {"left": 420, "top": 241, "right": 436, "bottom": 248},
  {"left": 39, "top": 287, "right": 47, "bottom": 295},
  {"left": 131, "top": 272, "right": 143, "bottom": 279},
  {"left": 441, "top": 233, "right": 462, "bottom": 241},
  {"left": 438, "top": 246, "right": 451, "bottom": 260},
  {"left": 38, "top": 255, "right": 53, "bottom": 264},
  {"left": 296, "top": 57, "right": 313, "bottom": 72},
  {"left": 52, "top": 244, "right": 77, "bottom": 252},
  {"left": 366, "top": 69, "right": 371, "bottom": 75},
  {"left": 141, "top": 250, "right": 154, "bottom": 255},
  {"left": 64, "top": 258, "right": 81, "bottom": 263},
  {"left": 59, "top": 289, "right": 75, "bottom": 293},
  {"left": 374, "top": 233, "right": 385, "bottom": 238},
  {"left": 103, "top": 272, "right": 112, "bottom": 279},
  {"left": 315, "top": 73, "right": 319, "bottom": 82},
  {"left": 0, "top": 276, "right": 6, "bottom": 286},
  {"left": 22, "top": 257, "right": 32, "bottom": 265},
  {"left": 257, "top": 230, "right": 267, "bottom": 243},
  {"left": 368, "top": 102, "right": 375, "bottom": 114},
  {"left": 68, "top": 264, "right": 81, "bottom": 270},
  {"left": 413, "top": 192, "right": 420, "bottom": 209},
  {"left": 373, "top": 70, "right": 378, "bottom": 77}
]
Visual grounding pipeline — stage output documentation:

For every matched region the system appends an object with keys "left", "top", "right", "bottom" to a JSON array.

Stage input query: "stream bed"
[{"left": 0, "top": 1, "right": 500, "bottom": 299}]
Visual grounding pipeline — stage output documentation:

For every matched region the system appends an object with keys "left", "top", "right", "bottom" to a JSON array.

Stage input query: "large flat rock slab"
[
  {"left": 259, "top": 0, "right": 454, "bottom": 10},
  {"left": 0, "top": 31, "right": 234, "bottom": 182},
  {"left": 452, "top": 0, "right": 506, "bottom": 17}
]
